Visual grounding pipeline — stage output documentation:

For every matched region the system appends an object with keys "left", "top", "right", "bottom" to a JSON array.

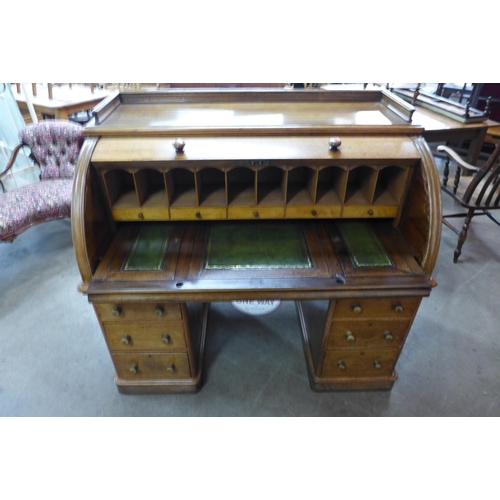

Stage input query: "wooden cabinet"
[{"left": 72, "top": 89, "right": 441, "bottom": 394}]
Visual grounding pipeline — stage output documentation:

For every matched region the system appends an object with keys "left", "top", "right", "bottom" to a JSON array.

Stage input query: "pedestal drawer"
[
  {"left": 103, "top": 321, "right": 187, "bottom": 351},
  {"left": 94, "top": 302, "right": 182, "bottom": 322},
  {"left": 112, "top": 352, "right": 191, "bottom": 380},
  {"left": 327, "top": 319, "right": 410, "bottom": 349},
  {"left": 332, "top": 297, "right": 421, "bottom": 319},
  {"left": 322, "top": 349, "right": 399, "bottom": 378}
]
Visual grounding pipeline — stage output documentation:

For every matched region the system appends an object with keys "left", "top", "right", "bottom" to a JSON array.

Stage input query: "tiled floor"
[{"left": 1, "top": 157, "right": 499, "bottom": 416}]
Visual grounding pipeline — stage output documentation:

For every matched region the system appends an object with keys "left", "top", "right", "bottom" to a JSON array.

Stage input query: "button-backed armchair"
[
  {"left": 0, "top": 120, "right": 84, "bottom": 242},
  {"left": 437, "top": 141, "right": 500, "bottom": 262}
]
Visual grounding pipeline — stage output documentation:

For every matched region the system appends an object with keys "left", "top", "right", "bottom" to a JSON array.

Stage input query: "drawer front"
[
  {"left": 170, "top": 206, "right": 227, "bottom": 220},
  {"left": 285, "top": 205, "right": 342, "bottom": 219},
  {"left": 111, "top": 207, "right": 170, "bottom": 221},
  {"left": 94, "top": 302, "right": 182, "bottom": 322},
  {"left": 112, "top": 352, "right": 190, "bottom": 380},
  {"left": 103, "top": 321, "right": 186, "bottom": 351},
  {"left": 322, "top": 349, "right": 399, "bottom": 378},
  {"left": 332, "top": 297, "right": 421, "bottom": 319},
  {"left": 327, "top": 319, "right": 410, "bottom": 349},
  {"left": 342, "top": 205, "right": 399, "bottom": 218},
  {"left": 227, "top": 206, "right": 285, "bottom": 219}
]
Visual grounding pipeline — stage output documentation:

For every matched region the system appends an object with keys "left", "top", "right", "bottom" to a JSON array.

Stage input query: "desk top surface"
[
  {"left": 88, "top": 220, "right": 431, "bottom": 300},
  {"left": 85, "top": 89, "right": 423, "bottom": 137}
]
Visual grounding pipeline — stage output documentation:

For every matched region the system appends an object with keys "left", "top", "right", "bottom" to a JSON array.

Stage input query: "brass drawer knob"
[
  {"left": 311, "top": 210, "right": 317, "bottom": 216},
  {"left": 112, "top": 305, "right": 122, "bottom": 317},
  {"left": 337, "top": 360, "right": 346, "bottom": 371},
  {"left": 196, "top": 212, "right": 202, "bottom": 219},
  {"left": 373, "top": 360, "right": 382, "bottom": 369},
  {"left": 167, "top": 363, "right": 176, "bottom": 373},
  {"left": 383, "top": 331, "right": 394, "bottom": 341},
  {"left": 253, "top": 211, "right": 259, "bottom": 218},
  {"left": 121, "top": 334, "right": 132, "bottom": 345},
  {"left": 155, "top": 305, "right": 164, "bottom": 317},
  {"left": 351, "top": 303, "right": 362, "bottom": 314},
  {"left": 129, "top": 364, "right": 138, "bottom": 374},
  {"left": 393, "top": 303, "right": 403, "bottom": 313},
  {"left": 162, "top": 334, "right": 171, "bottom": 344},
  {"left": 345, "top": 331, "right": 355, "bottom": 342}
]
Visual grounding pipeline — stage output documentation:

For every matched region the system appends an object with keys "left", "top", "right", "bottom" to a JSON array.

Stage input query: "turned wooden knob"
[
  {"left": 383, "top": 331, "right": 394, "bottom": 341},
  {"left": 393, "top": 303, "right": 403, "bottom": 313},
  {"left": 373, "top": 360, "right": 382, "bottom": 370},
  {"left": 345, "top": 331, "right": 355, "bottom": 342},
  {"left": 129, "top": 364, "right": 138, "bottom": 374},
  {"left": 155, "top": 305, "right": 164, "bottom": 316},
  {"left": 112, "top": 305, "right": 122, "bottom": 317},
  {"left": 351, "top": 303, "right": 362, "bottom": 314},
  {"left": 121, "top": 334, "right": 131, "bottom": 345},
  {"left": 162, "top": 334, "right": 171, "bottom": 344},
  {"left": 167, "top": 363, "right": 176, "bottom": 373},
  {"left": 337, "top": 361, "right": 346, "bottom": 370}
]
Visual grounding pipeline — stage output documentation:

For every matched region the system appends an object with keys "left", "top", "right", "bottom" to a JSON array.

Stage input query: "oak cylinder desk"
[{"left": 71, "top": 89, "right": 441, "bottom": 394}]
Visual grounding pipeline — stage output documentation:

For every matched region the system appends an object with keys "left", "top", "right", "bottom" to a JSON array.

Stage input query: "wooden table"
[
  {"left": 485, "top": 124, "right": 500, "bottom": 146},
  {"left": 411, "top": 106, "right": 496, "bottom": 165},
  {"left": 13, "top": 85, "right": 110, "bottom": 122}
]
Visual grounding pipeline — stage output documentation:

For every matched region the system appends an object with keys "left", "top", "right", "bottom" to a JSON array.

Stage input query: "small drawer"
[
  {"left": 94, "top": 302, "right": 182, "bottom": 322},
  {"left": 170, "top": 206, "right": 227, "bottom": 220},
  {"left": 342, "top": 205, "right": 399, "bottom": 218},
  {"left": 227, "top": 206, "right": 285, "bottom": 220},
  {"left": 322, "top": 349, "right": 399, "bottom": 378},
  {"left": 112, "top": 352, "right": 190, "bottom": 380},
  {"left": 327, "top": 319, "right": 410, "bottom": 349},
  {"left": 332, "top": 297, "right": 420, "bottom": 319},
  {"left": 103, "top": 321, "right": 186, "bottom": 351},
  {"left": 285, "top": 205, "right": 342, "bottom": 219}
]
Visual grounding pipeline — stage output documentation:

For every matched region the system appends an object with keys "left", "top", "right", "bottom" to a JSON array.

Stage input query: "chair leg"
[{"left": 454, "top": 209, "right": 474, "bottom": 263}]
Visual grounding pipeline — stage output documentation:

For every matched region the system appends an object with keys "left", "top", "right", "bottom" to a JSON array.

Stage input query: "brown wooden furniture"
[
  {"left": 72, "top": 89, "right": 441, "bottom": 394},
  {"left": 13, "top": 84, "right": 109, "bottom": 123},
  {"left": 411, "top": 106, "right": 494, "bottom": 166},
  {"left": 437, "top": 141, "right": 500, "bottom": 262}
]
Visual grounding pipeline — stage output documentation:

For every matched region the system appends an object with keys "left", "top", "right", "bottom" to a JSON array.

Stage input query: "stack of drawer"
[
  {"left": 322, "top": 296, "right": 421, "bottom": 381},
  {"left": 93, "top": 302, "right": 193, "bottom": 383}
]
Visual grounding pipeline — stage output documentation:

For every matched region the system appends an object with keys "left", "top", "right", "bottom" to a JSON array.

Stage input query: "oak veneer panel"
[
  {"left": 331, "top": 297, "right": 421, "bottom": 319},
  {"left": 94, "top": 302, "right": 182, "bottom": 322},
  {"left": 112, "top": 352, "right": 191, "bottom": 380},
  {"left": 103, "top": 321, "right": 187, "bottom": 351},
  {"left": 90, "top": 136, "right": 422, "bottom": 165},
  {"left": 322, "top": 348, "right": 400, "bottom": 378},
  {"left": 327, "top": 319, "right": 410, "bottom": 350}
]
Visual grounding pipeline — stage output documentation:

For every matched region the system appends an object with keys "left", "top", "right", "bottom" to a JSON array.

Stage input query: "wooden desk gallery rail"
[{"left": 71, "top": 89, "right": 441, "bottom": 394}]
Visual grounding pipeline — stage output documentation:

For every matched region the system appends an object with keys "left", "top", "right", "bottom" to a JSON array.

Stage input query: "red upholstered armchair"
[{"left": 0, "top": 120, "right": 84, "bottom": 242}]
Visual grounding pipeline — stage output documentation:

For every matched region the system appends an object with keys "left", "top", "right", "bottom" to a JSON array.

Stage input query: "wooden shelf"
[{"left": 99, "top": 163, "right": 412, "bottom": 222}]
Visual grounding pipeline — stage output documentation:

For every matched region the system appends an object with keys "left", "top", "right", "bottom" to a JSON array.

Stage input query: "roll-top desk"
[{"left": 72, "top": 89, "right": 441, "bottom": 394}]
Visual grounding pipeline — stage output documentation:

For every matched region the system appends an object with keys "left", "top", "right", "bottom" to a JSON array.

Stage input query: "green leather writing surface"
[
  {"left": 335, "top": 221, "right": 393, "bottom": 267},
  {"left": 122, "top": 223, "right": 172, "bottom": 271},
  {"left": 205, "top": 222, "right": 313, "bottom": 270}
]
